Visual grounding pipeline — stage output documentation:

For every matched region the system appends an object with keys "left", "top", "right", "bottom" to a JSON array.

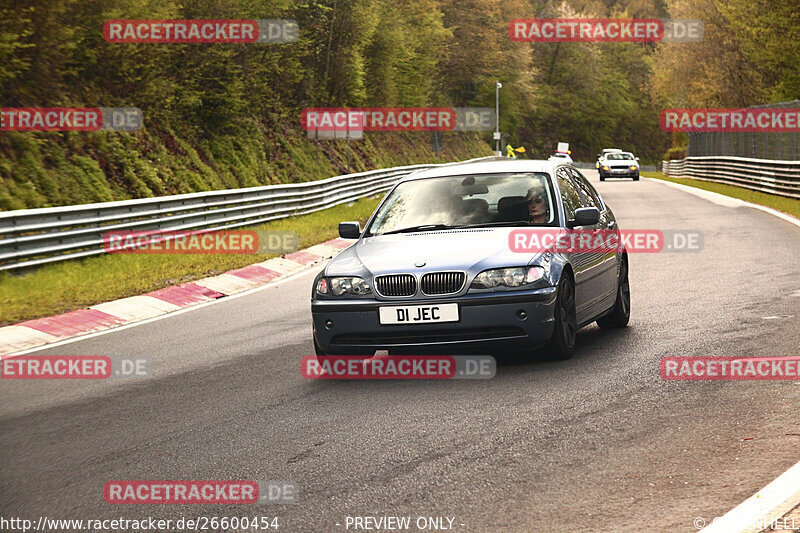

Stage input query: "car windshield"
[
  {"left": 365, "top": 173, "right": 557, "bottom": 236},
  {"left": 606, "top": 153, "right": 634, "bottom": 160}
]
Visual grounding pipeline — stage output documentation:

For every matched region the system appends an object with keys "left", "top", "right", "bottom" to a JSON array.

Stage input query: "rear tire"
[
  {"left": 599, "top": 176, "right": 606, "bottom": 181},
  {"left": 633, "top": 175, "right": 639, "bottom": 181},
  {"left": 543, "top": 275, "right": 577, "bottom": 360},
  {"left": 597, "top": 256, "right": 630, "bottom": 328}
]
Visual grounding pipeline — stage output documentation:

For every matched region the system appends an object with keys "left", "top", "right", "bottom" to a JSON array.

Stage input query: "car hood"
[{"left": 327, "top": 228, "right": 545, "bottom": 277}]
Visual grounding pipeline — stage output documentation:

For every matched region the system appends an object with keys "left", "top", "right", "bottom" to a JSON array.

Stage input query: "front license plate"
[{"left": 379, "top": 303, "right": 459, "bottom": 325}]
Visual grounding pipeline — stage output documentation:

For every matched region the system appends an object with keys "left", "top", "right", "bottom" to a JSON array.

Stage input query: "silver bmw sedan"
[{"left": 311, "top": 159, "right": 630, "bottom": 359}]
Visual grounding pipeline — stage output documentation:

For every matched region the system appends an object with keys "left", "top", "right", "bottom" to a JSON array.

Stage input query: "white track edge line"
[
  {"left": 649, "top": 174, "right": 800, "bottom": 532},
  {"left": 700, "top": 459, "right": 800, "bottom": 533},
  {"left": 644, "top": 177, "right": 800, "bottom": 229}
]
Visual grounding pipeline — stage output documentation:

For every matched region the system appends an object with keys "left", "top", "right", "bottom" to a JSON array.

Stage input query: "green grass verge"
[
  {"left": 642, "top": 171, "right": 800, "bottom": 219},
  {"left": 0, "top": 196, "right": 381, "bottom": 325}
]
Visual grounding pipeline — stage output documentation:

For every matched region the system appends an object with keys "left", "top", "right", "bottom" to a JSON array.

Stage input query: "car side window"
[
  {"left": 556, "top": 167, "right": 582, "bottom": 220},
  {"left": 568, "top": 168, "right": 604, "bottom": 210}
]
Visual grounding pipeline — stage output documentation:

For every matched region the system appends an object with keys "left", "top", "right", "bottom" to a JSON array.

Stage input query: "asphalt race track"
[{"left": 2, "top": 171, "right": 799, "bottom": 532}]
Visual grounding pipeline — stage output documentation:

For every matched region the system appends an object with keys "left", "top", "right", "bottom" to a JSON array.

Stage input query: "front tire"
[
  {"left": 544, "top": 275, "right": 577, "bottom": 359},
  {"left": 597, "top": 256, "right": 630, "bottom": 328}
]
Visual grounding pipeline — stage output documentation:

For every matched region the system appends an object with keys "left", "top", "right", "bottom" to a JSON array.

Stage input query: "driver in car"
[
  {"left": 526, "top": 185, "right": 549, "bottom": 223},
  {"left": 427, "top": 183, "right": 460, "bottom": 224}
]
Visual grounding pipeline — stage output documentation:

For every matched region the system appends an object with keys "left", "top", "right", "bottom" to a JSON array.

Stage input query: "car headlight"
[
  {"left": 470, "top": 266, "right": 545, "bottom": 289},
  {"left": 630, "top": 165, "right": 638, "bottom": 170},
  {"left": 601, "top": 165, "right": 609, "bottom": 170},
  {"left": 316, "top": 277, "right": 372, "bottom": 296}
]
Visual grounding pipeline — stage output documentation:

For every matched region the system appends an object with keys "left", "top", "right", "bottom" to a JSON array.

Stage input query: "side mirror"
[
  {"left": 338, "top": 221, "right": 361, "bottom": 239},
  {"left": 635, "top": 157, "right": 640, "bottom": 161},
  {"left": 569, "top": 207, "right": 600, "bottom": 228}
]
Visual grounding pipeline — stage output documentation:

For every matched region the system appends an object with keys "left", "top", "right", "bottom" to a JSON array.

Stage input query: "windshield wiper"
[
  {"left": 378, "top": 220, "right": 545, "bottom": 235},
  {"left": 459, "top": 220, "right": 539, "bottom": 228},
  {"left": 380, "top": 224, "right": 454, "bottom": 235}
]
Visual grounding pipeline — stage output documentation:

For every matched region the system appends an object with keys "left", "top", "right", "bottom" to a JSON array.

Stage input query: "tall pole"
[
  {"left": 346, "top": 114, "right": 351, "bottom": 174},
  {"left": 495, "top": 81, "right": 502, "bottom": 153}
]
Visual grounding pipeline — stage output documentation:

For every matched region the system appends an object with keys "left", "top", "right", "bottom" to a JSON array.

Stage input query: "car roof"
[{"left": 400, "top": 158, "right": 560, "bottom": 182}]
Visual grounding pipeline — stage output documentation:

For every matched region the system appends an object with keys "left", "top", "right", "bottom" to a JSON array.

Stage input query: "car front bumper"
[
  {"left": 312, "top": 287, "right": 558, "bottom": 355},
  {"left": 600, "top": 168, "right": 639, "bottom": 178}
]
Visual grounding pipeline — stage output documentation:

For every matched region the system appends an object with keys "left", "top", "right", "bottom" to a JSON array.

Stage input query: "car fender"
[{"left": 542, "top": 253, "right": 572, "bottom": 287}]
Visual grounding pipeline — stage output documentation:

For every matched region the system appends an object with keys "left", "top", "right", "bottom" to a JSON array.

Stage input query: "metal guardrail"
[
  {"left": 0, "top": 155, "right": 659, "bottom": 271},
  {"left": 0, "top": 158, "right": 494, "bottom": 271},
  {"left": 687, "top": 100, "right": 800, "bottom": 160},
  {"left": 661, "top": 156, "right": 800, "bottom": 199}
]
